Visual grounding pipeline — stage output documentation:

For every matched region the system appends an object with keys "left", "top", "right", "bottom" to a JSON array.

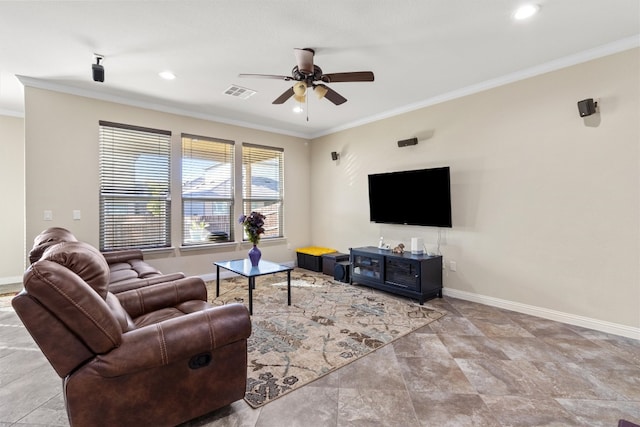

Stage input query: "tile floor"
[{"left": 1, "top": 291, "right": 639, "bottom": 427}]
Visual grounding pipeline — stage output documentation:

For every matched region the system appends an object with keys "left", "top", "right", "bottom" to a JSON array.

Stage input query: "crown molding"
[{"left": 16, "top": 75, "right": 311, "bottom": 139}]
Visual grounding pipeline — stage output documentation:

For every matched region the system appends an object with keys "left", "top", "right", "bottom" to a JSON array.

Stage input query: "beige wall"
[
  {"left": 311, "top": 48, "right": 640, "bottom": 335},
  {"left": 23, "top": 88, "right": 311, "bottom": 278},
  {"left": 0, "top": 115, "right": 25, "bottom": 284}
]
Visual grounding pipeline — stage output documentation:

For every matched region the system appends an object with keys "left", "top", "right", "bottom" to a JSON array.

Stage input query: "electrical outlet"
[
  {"left": 449, "top": 260, "right": 457, "bottom": 272},
  {"left": 43, "top": 210, "right": 53, "bottom": 221}
]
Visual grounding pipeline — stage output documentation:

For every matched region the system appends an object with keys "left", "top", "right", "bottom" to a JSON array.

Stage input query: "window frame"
[
  {"left": 98, "top": 121, "right": 172, "bottom": 251},
  {"left": 241, "top": 142, "right": 284, "bottom": 242},
  {"left": 181, "top": 133, "right": 235, "bottom": 246}
]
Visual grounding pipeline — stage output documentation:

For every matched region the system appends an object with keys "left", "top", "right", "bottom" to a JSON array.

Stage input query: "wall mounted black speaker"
[
  {"left": 334, "top": 261, "right": 350, "bottom": 283},
  {"left": 397, "top": 137, "right": 418, "bottom": 147},
  {"left": 92, "top": 64, "right": 104, "bottom": 82},
  {"left": 331, "top": 151, "right": 339, "bottom": 161},
  {"left": 577, "top": 98, "right": 596, "bottom": 117}
]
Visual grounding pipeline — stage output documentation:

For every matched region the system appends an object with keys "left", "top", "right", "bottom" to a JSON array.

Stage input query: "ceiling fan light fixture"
[
  {"left": 239, "top": 47, "right": 374, "bottom": 106},
  {"left": 293, "top": 81, "right": 307, "bottom": 97},
  {"left": 314, "top": 84, "right": 328, "bottom": 100}
]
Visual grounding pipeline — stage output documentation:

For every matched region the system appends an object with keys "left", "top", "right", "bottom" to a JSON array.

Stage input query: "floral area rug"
[{"left": 208, "top": 268, "right": 446, "bottom": 408}]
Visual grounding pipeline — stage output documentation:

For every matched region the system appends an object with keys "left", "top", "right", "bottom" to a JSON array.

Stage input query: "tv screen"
[{"left": 368, "top": 166, "right": 452, "bottom": 227}]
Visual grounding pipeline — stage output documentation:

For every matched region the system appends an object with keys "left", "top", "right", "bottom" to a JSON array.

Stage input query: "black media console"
[{"left": 349, "top": 246, "right": 443, "bottom": 304}]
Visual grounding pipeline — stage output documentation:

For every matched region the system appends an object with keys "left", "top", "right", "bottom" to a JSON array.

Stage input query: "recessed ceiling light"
[
  {"left": 159, "top": 71, "right": 176, "bottom": 80},
  {"left": 513, "top": 4, "right": 540, "bottom": 20}
]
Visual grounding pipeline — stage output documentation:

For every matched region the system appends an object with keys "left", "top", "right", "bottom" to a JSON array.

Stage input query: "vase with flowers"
[{"left": 238, "top": 211, "right": 266, "bottom": 266}]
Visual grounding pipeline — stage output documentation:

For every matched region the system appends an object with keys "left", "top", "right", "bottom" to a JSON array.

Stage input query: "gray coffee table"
[{"left": 213, "top": 259, "right": 293, "bottom": 315}]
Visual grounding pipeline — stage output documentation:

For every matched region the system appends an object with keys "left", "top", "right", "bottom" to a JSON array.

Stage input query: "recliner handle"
[{"left": 188, "top": 352, "right": 212, "bottom": 369}]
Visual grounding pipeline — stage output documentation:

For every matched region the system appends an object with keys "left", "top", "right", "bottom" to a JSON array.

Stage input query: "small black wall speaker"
[
  {"left": 334, "top": 261, "right": 350, "bottom": 283},
  {"left": 577, "top": 98, "right": 596, "bottom": 117},
  {"left": 331, "top": 151, "right": 339, "bottom": 161},
  {"left": 92, "top": 63, "right": 104, "bottom": 82},
  {"left": 397, "top": 137, "right": 418, "bottom": 147}
]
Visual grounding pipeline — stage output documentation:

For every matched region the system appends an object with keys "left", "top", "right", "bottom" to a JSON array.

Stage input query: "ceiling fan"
[{"left": 239, "top": 48, "right": 374, "bottom": 106}]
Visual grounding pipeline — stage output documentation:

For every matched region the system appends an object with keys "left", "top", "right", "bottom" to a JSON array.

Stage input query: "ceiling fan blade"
[
  {"left": 323, "top": 86, "right": 347, "bottom": 105},
  {"left": 294, "top": 48, "right": 315, "bottom": 75},
  {"left": 321, "top": 71, "right": 375, "bottom": 83},
  {"left": 238, "top": 73, "right": 292, "bottom": 81},
  {"left": 272, "top": 87, "right": 295, "bottom": 104}
]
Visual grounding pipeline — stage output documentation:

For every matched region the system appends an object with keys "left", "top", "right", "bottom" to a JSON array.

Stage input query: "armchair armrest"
[
  {"left": 108, "top": 272, "right": 186, "bottom": 294},
  {"left": 89, "top": 303, "right": 251, "bottom": 377},
  {"left": 101, "top": 249, "right": 144, "bottom": 264},
  {"left": 116, "top": 276, "right": 208, "bottom": 318}
]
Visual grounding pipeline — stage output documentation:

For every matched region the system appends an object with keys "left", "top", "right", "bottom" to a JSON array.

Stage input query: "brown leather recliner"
[
  {"left": 101, "top": 248, "right": 186, "bottom": 294},
  {"left": 28, "top": 227, "right": 185, "bottom": 294},
  {"left": 13, "top": 240, "right": 251, "bottom": 427}
]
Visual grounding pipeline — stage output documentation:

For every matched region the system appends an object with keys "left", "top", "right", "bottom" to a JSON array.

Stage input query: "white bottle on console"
[{"left": 410, "top": 237, "right": 424, "bottom": 255}]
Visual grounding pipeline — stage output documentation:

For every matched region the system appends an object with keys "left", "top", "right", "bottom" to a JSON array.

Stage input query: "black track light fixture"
[{"left": 92, "top": 54, "right": 104, "bottom": 82}]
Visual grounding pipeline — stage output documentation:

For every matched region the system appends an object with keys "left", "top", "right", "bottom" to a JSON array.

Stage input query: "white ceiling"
[{"left": 1, "top": 1, "right": 638, "bottom": 138}]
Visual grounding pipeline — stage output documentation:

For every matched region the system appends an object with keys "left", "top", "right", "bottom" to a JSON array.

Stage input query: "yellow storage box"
[{"left": 296, "top": 246, "right": 337, "bottom": 272}]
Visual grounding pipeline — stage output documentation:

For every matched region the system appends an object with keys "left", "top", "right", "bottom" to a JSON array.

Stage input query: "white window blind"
[
  {"left": 99, "top": 121, "right": 171, "bottom": 251},
  {"left": 181, "top": 134, "right": 235, "bottom": 245},
  {"left": 241, "top": 143, "right": 284, "bottom": 241}
]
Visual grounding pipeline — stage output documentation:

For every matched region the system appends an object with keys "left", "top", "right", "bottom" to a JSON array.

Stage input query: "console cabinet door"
[
  {"left": 351, "top": 252, "right": 384, "bottom": 284},
  {"left": 385, "top": 258, "right": 420, "bottom": 291}
]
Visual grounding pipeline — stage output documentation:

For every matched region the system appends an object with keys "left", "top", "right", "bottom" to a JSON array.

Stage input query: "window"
[
  {"left": 182, "top": 134, "right": 235, "bottom": 245},
  {"left": 99, "top": 121, "right": 171, "bottom": 251},
  {"left": 242, "top": 143, "right": 284, "bottom": 241}
]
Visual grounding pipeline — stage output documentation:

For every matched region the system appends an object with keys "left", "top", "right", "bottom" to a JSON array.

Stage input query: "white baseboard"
[
  {"left": 0, "top": 276, "right": 22, "bottom": 286},
  {"left": 443, "top": 287, "right": 640, "bottom": 340},
  {"left": 200, "top": 272, "right": 218, "bottom": 282},
  {"left": 0, "top": 276, "right": 22, "bottom": 295}
]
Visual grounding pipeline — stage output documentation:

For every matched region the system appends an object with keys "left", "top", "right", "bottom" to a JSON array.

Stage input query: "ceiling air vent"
[{"left": 223, "top": 85, "right": 256, "bottom": 99}]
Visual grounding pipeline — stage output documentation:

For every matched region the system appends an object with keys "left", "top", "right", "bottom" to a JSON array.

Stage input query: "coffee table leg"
[
  {"left": 287, "top": 270, "right": 291, "bottom": 306},
  {"left": 248, "top": 277, "right": 254, "bottom": 315},
  {"left": 216, "top": 265, "right": 220, "bottom": 297}
]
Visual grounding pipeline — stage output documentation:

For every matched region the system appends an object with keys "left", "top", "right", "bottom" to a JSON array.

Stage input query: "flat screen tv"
[{"left": 368, "top": 166, "right": 452, "bottom": 227}]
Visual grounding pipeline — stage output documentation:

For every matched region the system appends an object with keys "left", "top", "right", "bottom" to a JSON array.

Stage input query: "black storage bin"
[{"left": 322, "top": 252, "right": 349, "bottom": 276}]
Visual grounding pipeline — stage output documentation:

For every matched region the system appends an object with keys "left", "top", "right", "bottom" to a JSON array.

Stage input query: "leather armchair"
[
  {"left": 13, "top": 240, "right": 251, "bottom": 427},
  {"left": 28, "top": 227, "right": 185, "bottom": 294}
]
